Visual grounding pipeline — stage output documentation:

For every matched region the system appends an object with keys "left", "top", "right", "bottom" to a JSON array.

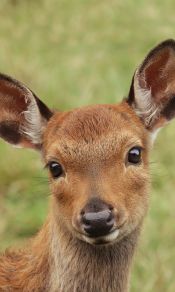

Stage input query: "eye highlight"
[
  {"left": 47, "top": 161, "right": 64, "bottom": 178},
  {"left": 127, "top": 147, "right": 142, "bottom": 165}
]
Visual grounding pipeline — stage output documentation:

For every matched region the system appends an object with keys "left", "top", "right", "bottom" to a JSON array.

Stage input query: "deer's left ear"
[{"left": 127, "top": 39, "right": 175, "bottom": 136}]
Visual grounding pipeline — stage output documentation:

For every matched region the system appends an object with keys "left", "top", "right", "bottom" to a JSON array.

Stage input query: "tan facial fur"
[{"left": 43, "top": 103, "right": 150, "bottom": 245}]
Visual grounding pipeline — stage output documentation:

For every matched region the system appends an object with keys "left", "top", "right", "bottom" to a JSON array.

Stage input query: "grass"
[{"left": 0, "top": 0, "right": 175, "bottom": 291}]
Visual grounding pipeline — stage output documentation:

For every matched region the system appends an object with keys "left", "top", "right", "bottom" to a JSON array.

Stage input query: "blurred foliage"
[{"left": 0, "top": 0, "right": 175, "bottom": 291}]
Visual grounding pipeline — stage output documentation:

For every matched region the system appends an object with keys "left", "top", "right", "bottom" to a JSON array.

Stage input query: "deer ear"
[
  {"left": 127, "top": 39, "right": 175, "bottom": 136},
  {"left": 0, "top": 73, "right": 53, "bottom": 150}
]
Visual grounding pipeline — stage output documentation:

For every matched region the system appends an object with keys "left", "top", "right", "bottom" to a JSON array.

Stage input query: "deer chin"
[{"left": 76, "top": 228, "right": 120, "bottom": 246}]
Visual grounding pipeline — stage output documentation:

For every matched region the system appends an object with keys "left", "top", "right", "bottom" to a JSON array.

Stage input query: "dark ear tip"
[
  {"left": 147, "top": 39, "right": 175, "bottom": 53},
  {"left": 158, "top": 39, "right": 175, "bottom": 47},
  {"left": 139, "top": 39, "right": 175, "bottom": 74},
  {"left": 152, "top": 39, "right": 175, "bottom": 54}
]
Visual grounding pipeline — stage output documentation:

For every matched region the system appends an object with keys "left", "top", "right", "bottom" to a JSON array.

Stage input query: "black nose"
[{"left": 81, "top": 209, "right": 114, "bottom": 237}]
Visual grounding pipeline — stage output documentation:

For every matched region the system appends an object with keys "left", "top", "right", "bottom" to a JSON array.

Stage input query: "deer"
[{"left": 0, "top": 39, "right": 175, "bottom": 292}]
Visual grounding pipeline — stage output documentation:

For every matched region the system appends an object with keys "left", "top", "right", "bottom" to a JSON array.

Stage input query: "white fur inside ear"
[
  {"left": 134, "top": 70, "right": 161, "bottom": 127},
  {"left": 21, "top": 89, "right": 46, "bottom": 144}
]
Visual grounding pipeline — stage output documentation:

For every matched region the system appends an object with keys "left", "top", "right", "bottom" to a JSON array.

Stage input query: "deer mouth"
[{"left": 81, "top": 228, "right": 120, "bottom": 245}]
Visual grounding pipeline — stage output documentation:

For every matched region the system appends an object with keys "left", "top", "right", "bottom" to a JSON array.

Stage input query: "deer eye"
[
  {"left": 127, "top": 147, "right": 142, "bottom": 164},
  {"left": 48, "top": 161, "right": 63, "bottom": 178}
]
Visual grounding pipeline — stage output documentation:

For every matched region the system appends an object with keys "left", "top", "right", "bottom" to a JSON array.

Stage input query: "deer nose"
[{"left": 81, "top": 209, "right": 114, "bottom": 237}]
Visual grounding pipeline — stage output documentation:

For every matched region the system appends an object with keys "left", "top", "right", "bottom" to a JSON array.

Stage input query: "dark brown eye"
[
  {"left": 48, "top": 161, "right": 63, "bottom": 178},
  {"left": 128, "top": 147, "right": 142, "bottom": 164}
]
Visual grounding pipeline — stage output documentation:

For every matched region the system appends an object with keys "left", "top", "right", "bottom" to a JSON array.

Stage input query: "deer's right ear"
[
  {"left": 0, "top": 74, "right": 53, "bottom": 150},
  {"left": 127, "top": 39, "right": 175, "bottom": 138}
]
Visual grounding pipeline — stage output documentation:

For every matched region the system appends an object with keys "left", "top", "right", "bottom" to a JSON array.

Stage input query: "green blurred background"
[{"left": 0, "top": 0, "right": 175, "bottom": 291}]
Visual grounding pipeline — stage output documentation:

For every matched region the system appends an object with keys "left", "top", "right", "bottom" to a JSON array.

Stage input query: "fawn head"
[{"left": 1, "top": 40, "right": 175, "bottom": 245}]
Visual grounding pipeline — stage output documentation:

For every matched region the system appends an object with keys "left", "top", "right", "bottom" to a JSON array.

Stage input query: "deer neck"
[{"left": 47, "top": 216, "right": 140, "bottom": 292}]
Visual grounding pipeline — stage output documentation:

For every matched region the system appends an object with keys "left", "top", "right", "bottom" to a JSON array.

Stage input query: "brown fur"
[
  {"left": 0, "top": 102, "right": 150, "bottom": 292},
  {"left": 0, "top": 221, "right": 50, "bottom": 291},
  {"left": 1, "top": 40, "right": 175, "bottom": 291}
]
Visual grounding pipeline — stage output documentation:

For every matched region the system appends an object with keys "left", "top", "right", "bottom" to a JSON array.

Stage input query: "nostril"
[
  {"left": 108, "top": 208, "right": 114, "bottom": 221},
  {"left": 109, "top": 205, "right": 114, "bottom": 211},
  {"left": 107, "top": 216, "right": 113, "bottom": 223},
  {"left": 82, "top": 213, "right": 91, "bottom": 226},
  {"left": 80, "top": 209, "right": 85, "bottom": 215},
  {"left": 83, "top": 219, "right": 90, "bottom": 227},
  {"left": 106, "top": 209, "right": 114, "bottom": 222}
]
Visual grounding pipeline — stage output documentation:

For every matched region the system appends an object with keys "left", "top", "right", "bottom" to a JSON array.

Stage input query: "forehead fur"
[{"left": 43, "top": 103, "right": 148, "bottom": 162}]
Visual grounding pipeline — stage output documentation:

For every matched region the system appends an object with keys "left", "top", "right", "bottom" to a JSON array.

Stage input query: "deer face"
[
  {"left": 43, "top": 104, "right": 150, "bottom": 245},
  {"left": 1, "top": 40, "right": 175, "bottom": 246}
]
